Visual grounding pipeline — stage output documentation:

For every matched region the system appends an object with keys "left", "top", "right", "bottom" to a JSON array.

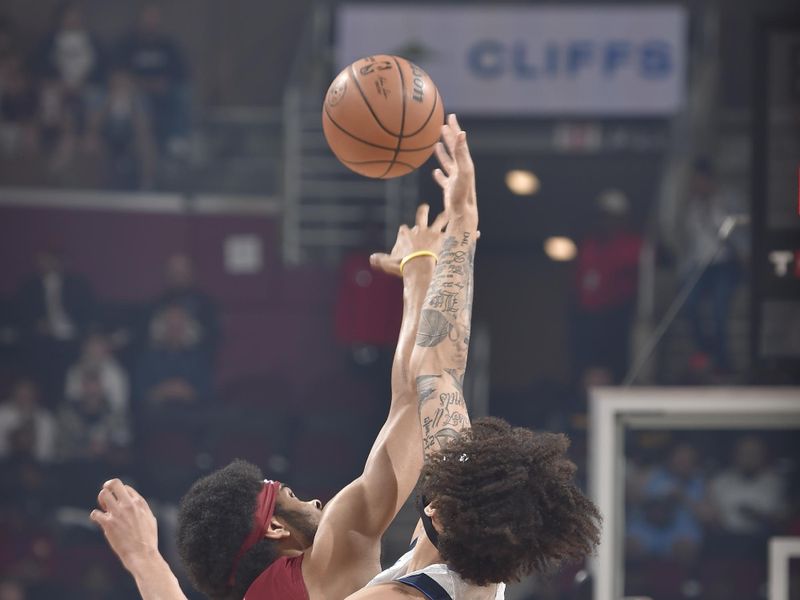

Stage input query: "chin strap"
[{"left": 416, "top": 495, "right": 439, "bottom": 548}]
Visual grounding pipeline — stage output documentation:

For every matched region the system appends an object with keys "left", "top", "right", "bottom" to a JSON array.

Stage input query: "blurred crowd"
[
  {"left": 569, "top": 158, "right": 746, "bottom": 387},
  {"left": 0, "top": 239, "right": 406, "bottom": 599},
  {"left": 0, "top": 2, "right": 190, "bottom": 190},
  {"left": 0, "top": 249, "right": 219, "bottom": 599},
  {"left": 624, "top": 432, "right": 800, "bottom": 600}
]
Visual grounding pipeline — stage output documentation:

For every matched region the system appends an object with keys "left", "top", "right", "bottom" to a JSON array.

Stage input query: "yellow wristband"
[{"left": 400, "top": 250, "right": 438, "bottom": 276}]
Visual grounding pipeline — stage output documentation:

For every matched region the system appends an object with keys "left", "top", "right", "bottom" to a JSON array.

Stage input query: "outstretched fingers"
[
  {"left": 434, "top": 142, "right": 453, "bottom": 176},
  {"left": 440, "top": 115, "right": 459, "bottom": 156},
  {"left": 454, "top": 131, "right": 473, "bottom": 172},
  {"left": 433, "top": 168, "right": 448, "bottom": 190},
  {"left": 415, "top": 203, "right": 430, "bottom": 228},
  {"left": 431, "top": 210, "right": 449, "bottom": 232}
]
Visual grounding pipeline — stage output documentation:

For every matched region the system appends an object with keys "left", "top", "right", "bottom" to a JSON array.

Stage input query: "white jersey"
[{"left": 367, "top": 547, "right": 505, "bottom": 600}]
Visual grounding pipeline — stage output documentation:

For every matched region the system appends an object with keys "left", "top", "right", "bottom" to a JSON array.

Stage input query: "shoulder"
[
  {"left": 346, "top": 582, "right": 425, "bottom": 600},
  {"left": 245, "top": 555, "right": 309, "bottom": 600}
]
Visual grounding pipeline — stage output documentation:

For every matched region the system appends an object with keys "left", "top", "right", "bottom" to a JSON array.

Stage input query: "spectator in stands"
[
  {"left": 571, "top": 189, "right": 642, "bottom": 384},
  {"left": 0, "top": 580, "right": 26, "bottom": 600},
  {"left": 35, "top": 2, "right": 105, "bottom": 90},
  {"left": 85, "top": 67, "right": 156, "bottom": 189},
  {"left": 0, "top": 17, "right": 38, "bottom": 161},
  {"left": 679, "top": 158, "right": 743, "bottom": 375},
  {"left": 135, "top": 303, "right": 212, "bottom": 410},
  {"left": 117, "top": 3, "right": 189, "bottom": 154},
  {"left": 65, "top": 332, "right": 129, "bottom": 416},
  {"left": 710, "top": 435, "right": 788, "bottom": 537},
  {"left": 148, "top": 253, "right": 220, "bottom": 356},
  {"left": 34, "top": 2, "right": 105, "bottom": 170},
  {"left": 627, "top": 442, "right": 712, "bottom": 562},
  {"left": 57, "top": 369, "right": 130, "bottom": 461},
  {"left": 0, "top": 380, "right": 56, "bottom": 463},
  {"left": 335, "top": 224, "right": 403, "bottom": 365},
  {"left": 15, "top": 247, "right": 95, "bottom": 401},
  {"left": 0, "top": 55, "right": 38, "bottom": 157}
]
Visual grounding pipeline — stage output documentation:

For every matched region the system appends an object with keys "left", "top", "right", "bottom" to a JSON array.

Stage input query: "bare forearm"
[
  {"left": 391, "top": 259, "right": 436, "bottom": 398},
  {"left": 351, "top": 257, "right": 435, "bottom": 535},
  {"left": 128, "top": 552, "right": 187, "bottom": 600}
]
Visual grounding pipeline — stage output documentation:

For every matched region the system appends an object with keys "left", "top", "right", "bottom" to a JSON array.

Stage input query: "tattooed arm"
[
  {"left": 301, "top": 206, "right": 451, "bottom": 599},
  {"left": 411, "top": 114, "right": 478, "bottom": 458}
]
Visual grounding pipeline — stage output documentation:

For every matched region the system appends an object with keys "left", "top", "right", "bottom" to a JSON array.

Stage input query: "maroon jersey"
[{"left": 243, "top": 555, "right": 309, "bottom": 600}]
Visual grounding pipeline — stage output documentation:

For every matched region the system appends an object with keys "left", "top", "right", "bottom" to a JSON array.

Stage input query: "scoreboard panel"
[{"left": 752, "top": 21, "right": 800, "bottom": 381}]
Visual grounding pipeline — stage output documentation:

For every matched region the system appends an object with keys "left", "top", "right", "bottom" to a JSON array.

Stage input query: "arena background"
[{"left": 0, "top": 1, "right": 798, "bottom": 599}]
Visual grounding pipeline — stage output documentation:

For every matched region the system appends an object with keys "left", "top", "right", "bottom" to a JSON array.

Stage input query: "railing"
[{"left": 630, "top": 0, "right": 723, "bottom": 384}]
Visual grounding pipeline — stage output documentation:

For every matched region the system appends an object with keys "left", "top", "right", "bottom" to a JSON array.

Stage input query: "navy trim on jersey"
[{"left": 397, "top": 573, "right": 452, "bottom": 600}]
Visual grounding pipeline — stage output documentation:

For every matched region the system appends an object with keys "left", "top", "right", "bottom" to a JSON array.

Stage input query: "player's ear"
[
  {"left": 424, "top": 502, "right": 444, "bottom": 533},
  {"left": 264, "top": 517, "right": 291, "bottom": 540}
]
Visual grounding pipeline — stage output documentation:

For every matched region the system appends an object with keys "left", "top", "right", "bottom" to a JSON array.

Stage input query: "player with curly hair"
[{"left": 349, "top": 117, "right": 601, "bottom": 600}]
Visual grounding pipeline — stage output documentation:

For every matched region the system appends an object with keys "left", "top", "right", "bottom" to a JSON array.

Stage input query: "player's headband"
[{"left": 228, "top": 479, "right": 282, "bottom": 587}]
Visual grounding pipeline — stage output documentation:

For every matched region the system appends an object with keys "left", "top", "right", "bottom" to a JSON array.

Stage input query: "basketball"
[{"left": 322, "top": 55, "right": 445, "bottom": 179}]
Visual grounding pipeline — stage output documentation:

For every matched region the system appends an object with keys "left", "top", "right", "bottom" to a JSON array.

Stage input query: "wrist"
[
  {"left": 126, "top": 547, "right": 166, "bottom": 577},
  {"left": 402, "top": 256, "right": 436, "bottom": 282},
  {"left": 450, "top": 211, "right": 479, "bottom": 229}
]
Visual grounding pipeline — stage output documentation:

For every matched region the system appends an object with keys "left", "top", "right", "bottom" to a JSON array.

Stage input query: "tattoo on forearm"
[
  {"left": 416, "top": 310, "right": 452, "bottom": 347},
  {"left": 418, "top": 377, "right": 470, "bottom": 455},
  {"left": 416, "top": 375, "right": 441, "bottom": 406},
  {"left": 414, "top": 223, "right": 476, "bottom": 458},
  {"left": 416, "top": 230, "right": 476, "bottom": 359},
  {"left": 444, "top": 368, "right": 464, "bottom": 393}
]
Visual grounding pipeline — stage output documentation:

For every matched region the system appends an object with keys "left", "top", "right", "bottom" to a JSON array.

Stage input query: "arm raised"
[
  {"left": 303, "top": 206, "right": 449, "bottom": 595},
  {"left": 411, "top": 114, "right": 478, "bottom": 459},
  {"left": 91, "top": 479, "right": 189, "bottom": 600}
]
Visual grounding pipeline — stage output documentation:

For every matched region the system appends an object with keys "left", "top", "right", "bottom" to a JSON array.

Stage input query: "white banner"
[{"left": 336, "top": 5, "right": 687, "bottom": 115}]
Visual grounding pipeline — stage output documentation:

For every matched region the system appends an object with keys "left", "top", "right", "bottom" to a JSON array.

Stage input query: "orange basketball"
[{"left": 322, "top": 55, "right": 445, "bottom": 179}]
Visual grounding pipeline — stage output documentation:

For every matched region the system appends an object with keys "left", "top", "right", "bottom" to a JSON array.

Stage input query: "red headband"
[{"left": 228, "top": 480, "right": 281, "bottom": 587}]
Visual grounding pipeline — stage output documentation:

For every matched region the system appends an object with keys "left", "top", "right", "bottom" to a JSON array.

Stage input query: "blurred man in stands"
[
  {"left": 65, "top": 331, "right": 129, "bottom": 417},
  {"left": 710, "top": 436, "right": 788, "bottom": 545},
  {"left": 679, "top": 158, "right": 744, "bottom": 375},
  {"left": 627, "top": 442, "right": 713, "bottom": 564},
  {"left": 0, "top": 380, "right": 56, "bottom": 463},
  {"left": 15, "top": 248, "right": 95, "bottom": 401},
  {"left": 57, "top": 369, "right": 130, "bottom": 462},
  {"left": 135, "top": 304, "right": 212, "bottom": 412},
  {"left": 34, "top": 2, "right": 105, "bottom": 171},
  {"left": 117, "top": 3, "right": 189, "bottom": 155},
  {"left": 85, "top": 67, "right": 156, "bottom": 189},
  {"left": 571, "top": 189, "right": 642, "bottom": 384},
  {"left": 148, "top": 253, "right": 219, "bottom": 357},
  {"left": 335, "top": 223, "right": 403, "bottom": 374},
  {"left": 0, "top": 55, "right": 39, "bottom": 159}
]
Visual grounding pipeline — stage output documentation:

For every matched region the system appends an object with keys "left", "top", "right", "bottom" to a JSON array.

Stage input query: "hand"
[
  {"left": 370, "top": 203, "right": 448, "bottom": 278},
  {"left": 91, "top": 479, "right": 160, "bottom": 574},
  {"left": 433, "top": 114, "right": 477, "bottom": 220}
]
